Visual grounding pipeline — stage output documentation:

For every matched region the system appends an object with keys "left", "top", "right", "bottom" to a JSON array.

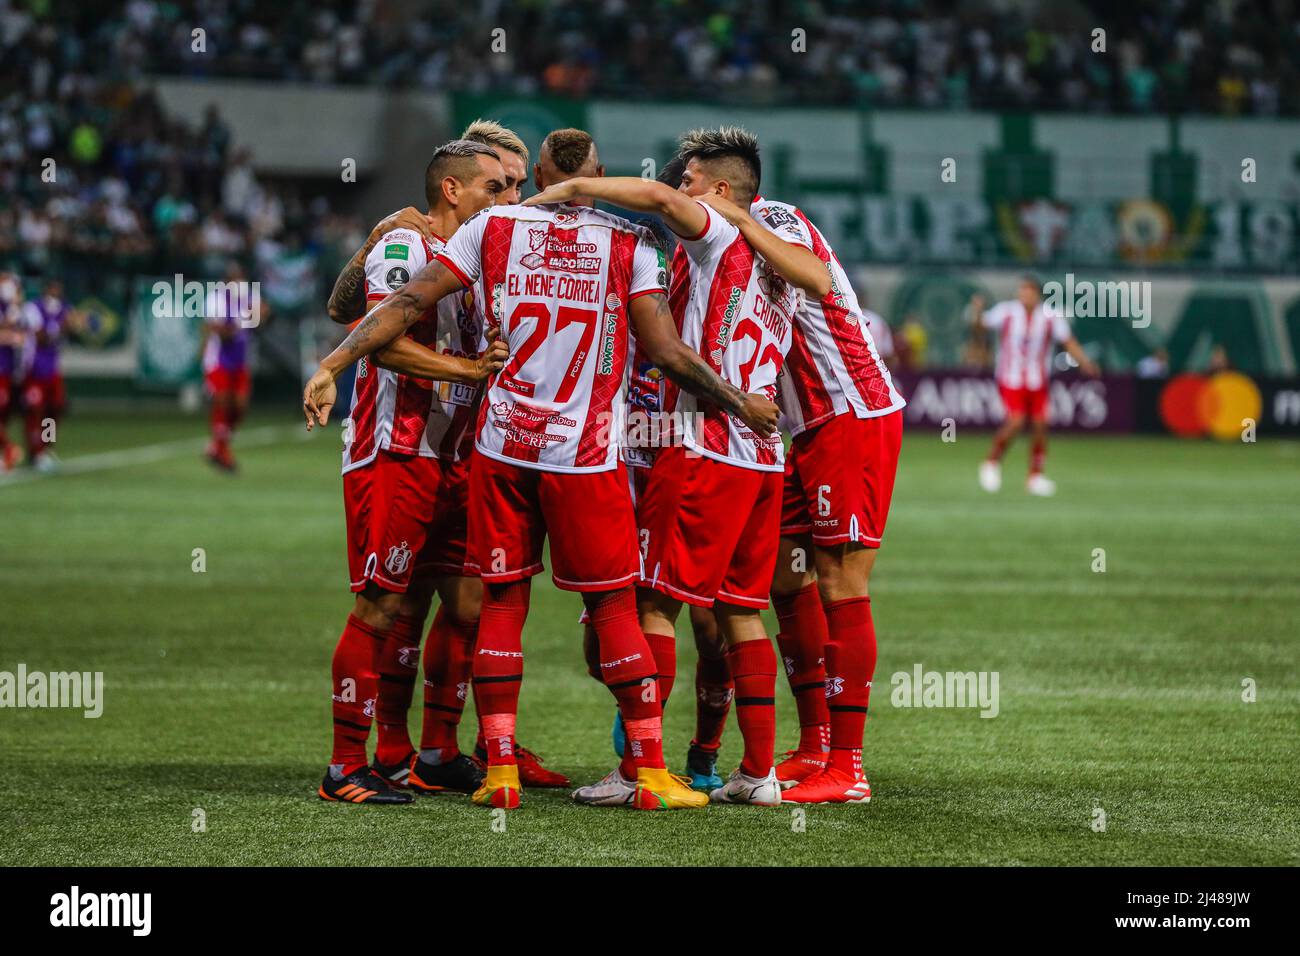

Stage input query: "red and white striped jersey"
[
  {"left": 982, "top": 299, "right": 1071, "bottom": 390},
  {"left": 750, "top": 199, "right": 904, "bottom": 437},
  {"left": 436, "top": 203, "right": 667, "bottom": 473},
  {"left": 341, "top": 227, "right": 484, "bottom": 474},
  {"left": 670, "top": 201, "right": 800, "bottom": 472}
]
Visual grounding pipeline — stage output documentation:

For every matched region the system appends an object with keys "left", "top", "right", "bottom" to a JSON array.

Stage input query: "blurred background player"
[
  {"left": 200, "top": 260, "right": 256, "bottom": 472},
  {"left": 971, "top": 277, "right": 1100, "bottom": 497},
  {"left": 20, "top": 278, "right": 80, "bottom": 473},
  {"left": 0, "top": 272, "right": 25, "bottom": 472}
]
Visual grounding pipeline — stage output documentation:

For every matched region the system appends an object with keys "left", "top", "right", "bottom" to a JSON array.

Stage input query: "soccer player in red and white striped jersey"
[
  {"left": 310, "top": 140, "right": 511, "bottom": 805},
  {"left": 971, "top": 278, "right": 1098, "bottom": 497},
  {"left": 527, "top": 127, "right": 837, "bottom": 807},
  {"left": 691, "top": 185, "right": 906, "bottom": 804},
  {"left": 306, "top": 128, "right": 777, "bottom": 810}
]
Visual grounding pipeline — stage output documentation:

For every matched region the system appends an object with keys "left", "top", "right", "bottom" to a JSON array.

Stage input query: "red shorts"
[
  {"left": 638, "top": 445, "right": 781, "bottom": 609},
  {"left": 343, "top": 450, "right": 471, "bottom": 593},
  {"left": 780, "top": 410, "right": 902, "bottom": 548},
  {"left": 999, "top": 384, "right": 1048, "bottom": 421},
  {"left": 205, "top": 366, "right": 251, "bottom": 399},
  {"left": 0, "top": 375, "right": 12, "bottom": 418},
  {"left": 468, "top": 451, "right": 640, "bottom": 592},
  {"left": 21, "top": 375, "right": 65, "bottom": 417}
]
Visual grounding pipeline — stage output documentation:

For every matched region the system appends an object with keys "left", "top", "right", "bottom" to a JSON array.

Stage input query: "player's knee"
[{"left": 354, "top": 589, "right": 400, "bottom": 629}]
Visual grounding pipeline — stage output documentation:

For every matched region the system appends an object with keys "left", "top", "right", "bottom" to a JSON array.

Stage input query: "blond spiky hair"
[
  {"left": 461, "top": 118, "right": 529, "bottom": 166},
  {"left": 676, "top": 126, "right": 761, "bottom": 199}
]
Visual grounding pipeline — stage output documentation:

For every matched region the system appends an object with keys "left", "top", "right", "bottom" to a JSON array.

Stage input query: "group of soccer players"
[
  {"left": 304, "top": 118, "right": 903, "bottom": 810},
  {"left": 0, "top": 271, "right": 75, "bottom": 474}
]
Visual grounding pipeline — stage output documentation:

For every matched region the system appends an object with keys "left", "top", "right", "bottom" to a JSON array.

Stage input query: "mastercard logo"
[{"left": 1159, "top": 371, "right": 1262, "bottom": 440}]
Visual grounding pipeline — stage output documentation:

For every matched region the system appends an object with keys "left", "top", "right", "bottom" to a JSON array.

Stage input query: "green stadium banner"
[
  {"left": 451, "top": 93, "right": 589, "bottom": 171},
  {"left": 133, "top": 276, "right": 203, "bottom": 390}
]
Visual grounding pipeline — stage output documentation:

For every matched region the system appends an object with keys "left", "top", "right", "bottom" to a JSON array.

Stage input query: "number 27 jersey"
[{"left": 435, "top": 203, "right": 667, "bottom": 473}]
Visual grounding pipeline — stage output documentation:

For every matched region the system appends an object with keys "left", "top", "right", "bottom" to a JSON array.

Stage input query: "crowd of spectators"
[
  {"left": 14, "top": 0, "right": 1296, "bottom": 114},
  {"left": 0, "top": 0, "right": 1295, "bottom": 280}
]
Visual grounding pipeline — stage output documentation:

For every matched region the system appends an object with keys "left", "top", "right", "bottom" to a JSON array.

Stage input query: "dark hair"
[
  {"left": 541, "top": 128, "right": 596, "bottom": 174},
  {"left": 424, "top": 139, "right": 500, "bottom": 207},
  {"left": 677, "top": 126, "right": 761, "bottom": 200},
  {"left": 657, "top": 154, "right": 686, "bottom": 189}
]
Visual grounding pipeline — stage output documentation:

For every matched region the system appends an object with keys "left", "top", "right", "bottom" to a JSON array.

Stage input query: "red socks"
[
  {"left": 1030, "top": 435, "right": 1046, "bottom": 475},
  {"left": 620, "top": 630, "right": 675, "bottom": 779},
  {"left": 373, "top": 613, "right": 421, "bottom": 766},
  {"left": 692, "top": 652, "right": 733, "bottom": 752},
  {"left": 420, "top": 606, "right": 477, "bottom": 756},
  {"left": 822, "top": 596, "right": 876, "bottom": 778},
  {"left": 473, "top": 581, "right": 529, "bottom": 766},
  {"left": 727, "top": 639, "right": 777, "bottom": 778},
  {"left": 210, "top": 403, "right": 231, "bottom": 452},
  {"left": 774, "top": 583, "right": 831, "bottom": 754},
  {"left": 330, "top": 614, "right": 383, "bottom": 773},
  {"left": 590, "top": 588, "right": 664, "bottom": 773}
]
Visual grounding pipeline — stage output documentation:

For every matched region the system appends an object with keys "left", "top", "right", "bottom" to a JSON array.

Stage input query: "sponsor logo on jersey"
[
  {"left": 760, "top": 206, "right": 800, "bottom": 231},
  {"left": 489, "top": 400, "right": 575, "bottom": 449},
  {"left": 384, "top": 243, "right": 409, "bottom": 260},
  {"left": 519, "top": 227, "right": 600, "bottom": 273},
  {"left": 710, "top": 286, "right": 744, "bottom": 363},
  {"left": 605, "top": 292, "right": 622, "bottom": 311},
  {"left": 491, "top": 283, "right": 504, "bottom": 324},
  {"left": 385, "top": 541, "right": 412, "bottom": 575},
  {"left": 386, "top": 266, "right": 410, "bottom": 289},
  {"left": 598, "top": 311, "right": 619, "bottom": 375}
]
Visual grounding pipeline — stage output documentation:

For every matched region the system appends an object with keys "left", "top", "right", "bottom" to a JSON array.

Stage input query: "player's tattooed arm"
[
  {"left": 524, "top": 177, "right": 708, "bottom": 241},
  {"left": 696, "top": 193, "right": 831, "bottom": 298},
  {"left": 629, "top": 292, "right": 780, "bottom": 438},
  {"left": 328, "top": 207, "right": 433, "bottom": 324},
  {"left": 374, "top": 335, "right": 508, "bottom": 385},
  {"left": 304, "top": 259, "right": 468, "bottom": 429},
  {"left": 326, "top": 261, "right": 367, "bottom": 325}
]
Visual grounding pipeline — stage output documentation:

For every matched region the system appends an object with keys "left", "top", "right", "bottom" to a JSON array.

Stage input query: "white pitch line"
[{"left": 0, "top": 424, "right": 317, "bottom": 486}]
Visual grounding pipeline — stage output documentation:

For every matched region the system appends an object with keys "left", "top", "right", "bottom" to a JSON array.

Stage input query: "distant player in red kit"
[
  {"left": 305, "top": 127, "right": 778, "bottom": 811},
  {"left": 0, "top": 272, "right": 26, "bottom": 472},
  {"left": 971, "top": 277, "right": 1098, "bottom": 497},
  {"left": 528, "top": 128, "right": 836, "bottom": 807},
  {"left": 201, "top": 260, "right": 257, "bottom": 472},
  {"left": 21, "top": 278, "right": 79, "bottom": 473}
]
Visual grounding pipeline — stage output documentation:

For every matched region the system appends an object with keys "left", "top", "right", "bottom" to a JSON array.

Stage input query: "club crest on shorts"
[{"left": 385, "top": 541, "right": 413, "bottom": 575}]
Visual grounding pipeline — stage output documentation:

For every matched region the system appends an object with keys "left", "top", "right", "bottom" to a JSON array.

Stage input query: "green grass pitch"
[{"left": 1, "top": 407, "right": 1297, "bottom": 866}]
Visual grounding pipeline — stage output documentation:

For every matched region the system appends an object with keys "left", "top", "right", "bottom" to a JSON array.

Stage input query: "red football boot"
[
  {"left": 774, "top": 749, "right": 827, "bottom": 790},
  {"left": 780, "top": 766, "right": 871, "bottom": 804},
  {"left": 473, "top": 741, "right": 571, "bottom": 788}
]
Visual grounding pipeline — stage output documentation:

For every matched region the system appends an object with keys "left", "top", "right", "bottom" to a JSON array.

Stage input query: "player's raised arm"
[
  {"left": 629, "top": 291, "right": 779, "bottom": 437},
  {"left": 303, "top": 259, "right": 467, "bottom": 429},
  {"left": 697, "top": 193, "right": 831, "bottom": 298},
  {"left": 525, "top": 176, "right": 709, "bottom": 241}
]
